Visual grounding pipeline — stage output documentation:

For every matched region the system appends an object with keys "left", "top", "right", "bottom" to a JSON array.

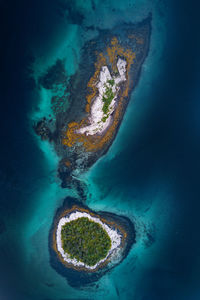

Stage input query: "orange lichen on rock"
[
  {"left": 65, "top": 160, "right": 71, "bottom": 167},
  {"left": 62, "top": 37, "right": 136, "bottom": 151},
  {"left": 86, "top": 52, "right": 106, "bottom": 110}
]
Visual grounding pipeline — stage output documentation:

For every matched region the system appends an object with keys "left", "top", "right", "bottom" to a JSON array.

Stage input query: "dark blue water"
[{"left": 1, "top": 0, "right": 200, "bottom": 299}]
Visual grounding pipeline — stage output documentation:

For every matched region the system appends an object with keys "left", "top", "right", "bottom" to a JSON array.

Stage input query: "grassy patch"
[
  {"left": 102, "top": 115, "right": 108, "bottom": 122},
  {"left": 61, "top": 217, "right": 111, "bottom": 266},
  {"left": 102, "top": 81, "right": 115, "bottom": 115},
  {"left": 107, "top": 79, "right": 115, "bottom": 86}
]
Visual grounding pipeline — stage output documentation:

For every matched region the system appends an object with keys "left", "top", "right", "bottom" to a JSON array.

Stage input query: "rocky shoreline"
[
  {"left": 34, "top": 15, "right": 152, "bottom": 192},
  {"left": 77, "top": 58, "right": 127, "bottom": 136},
  {"left": 49, "top": 197, "right": 135, "bottom": 287},
  {"left": 56, "top": 211, "right": 122, "bottom": 270}
]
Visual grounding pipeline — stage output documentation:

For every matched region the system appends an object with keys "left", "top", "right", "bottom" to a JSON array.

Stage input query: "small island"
[
  {"left": 49, "top": 197, "right": 135, "bottom": 286},
  {"left": 57, "top": 212, "right": 121, "bottom": 270}
]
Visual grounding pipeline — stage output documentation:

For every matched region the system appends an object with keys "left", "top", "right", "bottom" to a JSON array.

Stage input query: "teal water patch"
[
  {"left": 34, "top": 88, "right": 55, "bottom": 120},
  {"left": 20, "top": 185, "right": 85, "bottom": 300},
  {"left": 101, "top": 1, "right": 169, "bottom": 158},
  {"left": 83, "top": 168, "right": 175, "bottom": 299},
  {"left": 29, "top": 23, "right": 83, "bottom": 122},
  {"left": 31, "top": 24, "right": 83, "bottom": 81},
  {"left": 79, "top": 0, "right": 154, "bottom": 29}
]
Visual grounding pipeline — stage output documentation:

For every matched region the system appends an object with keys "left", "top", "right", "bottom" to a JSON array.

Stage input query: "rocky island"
[
  {"left": 35, "top": 15, "right": 151, "bottom": 193},
  {"left": 58, "top": 214, "right": 116, "bottom": 269},
  {"left": 49, "top": 197, "right": 135, "bottom": 286}
]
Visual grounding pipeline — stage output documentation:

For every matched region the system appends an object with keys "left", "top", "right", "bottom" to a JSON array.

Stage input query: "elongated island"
[{"left": 35, "top": 15, "right": 151, "bottom": 191}]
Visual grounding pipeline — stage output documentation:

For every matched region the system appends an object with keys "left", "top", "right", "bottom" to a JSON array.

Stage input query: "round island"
[{"left": 49, "top": 197, "right": 136, "bottom": 287}]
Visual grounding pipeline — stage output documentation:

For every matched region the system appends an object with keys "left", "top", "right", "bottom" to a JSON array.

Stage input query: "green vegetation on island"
[
  {"left": 102, "top": 115, "right": 108, "bottom": 122},
  {"left": 102, "top": 79, "right": 116, "bottom": 122},
  {"left": 61, "top": 217, "right": 112, "bottom": 266},
  {"left": 107, "top": 79, "right": 115, "bottom": 86}
]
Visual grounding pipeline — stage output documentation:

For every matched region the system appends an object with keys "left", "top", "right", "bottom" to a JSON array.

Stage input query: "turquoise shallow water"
[
  {"left": 2, "top": 0, "right": 200, "bottom": 299},
  {"left": 7, "top": 0, "right": 173, "bottom": 299}
]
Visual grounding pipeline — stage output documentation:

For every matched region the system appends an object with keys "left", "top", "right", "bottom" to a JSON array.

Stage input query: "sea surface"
[{"left": 1, "top": 0, "right": 200, "bottom": 299}]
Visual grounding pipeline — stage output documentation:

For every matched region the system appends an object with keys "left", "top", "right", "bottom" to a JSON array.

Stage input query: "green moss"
[
  {"left": 107, "top": 79, "right": 115, "bottom": 86},
  {"left": 102, "top": 116, "right": 108, "bottom": 122},
  {"left": 100, "top": 79, "right": 116, "bottom": 122},
  {"left": 61, "top": 217, "right": 112, "bottom": 266},
  {"left": 102, "top": 85, "right": 115, "bottom": 115}
]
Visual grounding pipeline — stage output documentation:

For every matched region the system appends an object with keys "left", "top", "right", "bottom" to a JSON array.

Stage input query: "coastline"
[
  {"left": 76, "top": 58, "right": 127, "bottom": 136},
  {"left": 56, "top": 211, "right": 122, "bottom": 270},
  {"left": 35, "top": 15, "right": 152, "bottom": 190},
  {"left": 49, "top": 197, "right": 136, "bottom": 287},
  {"left": 62, "top": 37, "right": 136, "bottom": 151}
]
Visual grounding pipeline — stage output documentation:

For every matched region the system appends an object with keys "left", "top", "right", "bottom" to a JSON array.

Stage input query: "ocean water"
[{"left": 1, "top": 0, "right": 200, "bottom": 299}]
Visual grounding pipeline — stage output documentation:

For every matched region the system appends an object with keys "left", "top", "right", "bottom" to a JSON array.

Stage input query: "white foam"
[{"left": 56, "top": 211, "right": 122, "bottom": 270}]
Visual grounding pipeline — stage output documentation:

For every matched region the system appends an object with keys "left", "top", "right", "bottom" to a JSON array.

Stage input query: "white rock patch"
[
  {"left": 76, "top": 58, "right": 127, "bottom": 136},
  {"left": 56, "top": 211, "right": 122, "bottom": 270}
]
